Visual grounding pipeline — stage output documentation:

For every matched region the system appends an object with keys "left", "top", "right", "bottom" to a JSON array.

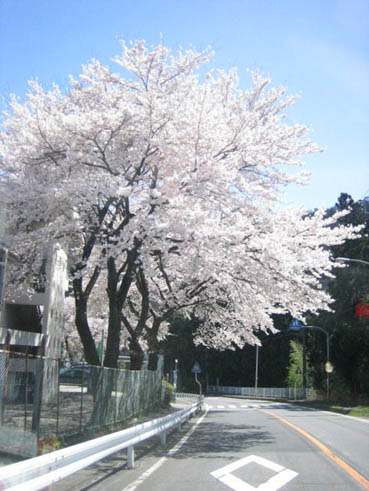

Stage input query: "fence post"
[
  {"left": 161, "top": 431, "right": 167, "bottom": 447},
  {"left": 100, "top": 365, "right": 104, "bottom": 426},
  {"left": 80, "top": 367, "right": 84, "bottom": 433},
  {"left": 1, "top": 342, "right": 10, "bottom": 425},
  {"left": 32, "top": 357, "right": 44, "bottom": 439},
  {"left": 114, "top": 369, "right": 118, "bottom": 424},
  {"left": 56, "top": 358, "right": 60, "bottom": 436},
  {"left": 127, "top": 446, "right": 135, "bottom": 469},
  {"left": 24, "top": 354, "right": 29, "bottom": 432}
]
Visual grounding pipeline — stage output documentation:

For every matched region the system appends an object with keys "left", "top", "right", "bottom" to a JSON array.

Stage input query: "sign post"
[
  {"left": 294, "top": 367, "right": 301, "bottom": 400},
  {"left": 173, "top": 359, "right": 178, "bottom": 400},
  {"left": 192, "top": 362, "right": 202, "bottom": 401},
  {"left": 289, "top": 319, "right": 302, "bottom": 331}
]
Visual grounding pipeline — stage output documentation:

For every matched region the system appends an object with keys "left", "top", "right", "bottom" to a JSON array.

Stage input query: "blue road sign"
[
  {"left": 289, "top": 318, "right": 303, "bottom": 331},
  {"left": 191, "top": 361, "right": 201, "bottom": 374}
]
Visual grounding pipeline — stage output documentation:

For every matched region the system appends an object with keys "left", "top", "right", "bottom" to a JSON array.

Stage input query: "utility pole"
[
  {"left": 255, "top": 345, "right": 259, "bottom": 397},
  {"left": 302, "top": 330, "right": 307, "bottom": 395}
]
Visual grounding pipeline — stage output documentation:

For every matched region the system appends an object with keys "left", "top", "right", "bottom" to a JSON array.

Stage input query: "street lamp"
[
  {"left": 173, "top": 358, "right": 178, "bottom": 393},
  {"left": 335, "top": 257, "right": 369, "bottom": 267},
  {"left": 290, "top": 319, "right": 331, "bottom": 400}
]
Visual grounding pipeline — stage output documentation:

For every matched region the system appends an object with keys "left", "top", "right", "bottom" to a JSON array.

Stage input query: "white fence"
[
  {"left": 0, "top": 400, "right": 202, "bottom": 490},
  {"left": 175, "top": 392, "right": 202, "bottom": 401},
  {"left": 208, "top": 386, "right": 315, "bottom": 400}
]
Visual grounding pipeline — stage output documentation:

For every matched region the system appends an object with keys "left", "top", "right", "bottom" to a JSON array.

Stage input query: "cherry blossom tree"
[
  {"left": 0, "top": 40, "right": 360, "bottom": 369},
  {"left": 122, "top": 202, "right": 360, "bottom": 370}
]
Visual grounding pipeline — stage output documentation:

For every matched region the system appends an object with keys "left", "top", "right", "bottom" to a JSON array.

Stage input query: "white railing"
[
  {"left": 207, "top": 386, "right": 315, "bottom": 400},
  {"left": 0, "top": 401, "right": 201, "bottom": 490},
  {"left": 175, "top": 392, "right": 202, "bottom": 401}
]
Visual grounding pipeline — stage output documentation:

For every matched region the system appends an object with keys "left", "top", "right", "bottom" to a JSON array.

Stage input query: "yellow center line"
[{"left": 258, "top": 408, "right": 369, "bottom": 490}]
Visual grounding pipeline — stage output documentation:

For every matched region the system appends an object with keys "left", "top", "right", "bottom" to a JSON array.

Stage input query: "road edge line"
[
  {"left": 259, "top": 408, "right": 369, "bottom": 490},
  {"left": 121, "top": 407, "right": 209, "bottom": 491}
]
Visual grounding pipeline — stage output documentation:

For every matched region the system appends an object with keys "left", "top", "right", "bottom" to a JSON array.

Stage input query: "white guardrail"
[
  {"left": 0, "top": 400, "right": 202, "bottom": 490},
  {"left": 207, "top": 386, "right": 316, "bottom": 400}
]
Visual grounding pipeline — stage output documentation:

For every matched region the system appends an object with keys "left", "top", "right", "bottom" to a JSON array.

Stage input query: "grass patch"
[
  {"left": 347, "top": 405, "right": 369, "bottom": 418},
  {"left": 293, "top": 400, "right": 369, "bottom": 418}
]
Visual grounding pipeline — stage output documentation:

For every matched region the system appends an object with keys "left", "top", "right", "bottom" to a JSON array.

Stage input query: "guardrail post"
[
  {"left": 127, "top": 445, "right": 135, "bottom": 469},
  {"left": 161, "top": 431, "right": 167, "bottom": 447}
]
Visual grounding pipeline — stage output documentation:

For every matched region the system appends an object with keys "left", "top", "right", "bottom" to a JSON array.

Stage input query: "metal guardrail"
[{"left": 0, "top": 401, "right": 202, "bottom": 490}]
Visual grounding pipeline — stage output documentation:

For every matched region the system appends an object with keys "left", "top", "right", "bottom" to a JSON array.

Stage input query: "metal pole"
[
  {"left": 24, "top": 353, "right": 29, "bottom": 432},
  {"left": 100, "top": 329, "right": 104, "bottom": 367},
  {"left": 56, "top": 358, "right": 60, "bottom": 436},
  {"left": 195, "top": 372, "right": 202, "bottom": 398},
  {"left": 173, "top": 359, "right": 178, "bottom": 401},
  {"left": 302, "top": 330, "right": 307, "bottom": 396},
  {"left": 255, "top": 345, "right": 259, "bottom": 397},
  {"left": 80, "top": 367, "right": 84, "bottom": 433},
  {"left": 327, "top": 332, "right": 330, "bottom": 401}
]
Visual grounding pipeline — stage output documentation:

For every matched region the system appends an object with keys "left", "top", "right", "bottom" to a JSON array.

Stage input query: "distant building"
[{"left": 0, "top": 193, "right": 68, "bottom": 404}]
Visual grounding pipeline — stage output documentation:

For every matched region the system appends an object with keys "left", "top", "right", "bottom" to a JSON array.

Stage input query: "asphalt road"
[{"left": 55, "top": 397, "right": 369, "bottom": 491}]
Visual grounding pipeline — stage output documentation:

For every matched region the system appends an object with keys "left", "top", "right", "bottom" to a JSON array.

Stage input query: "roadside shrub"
[{"left": 162, "top": 380, "right": 174, "bottom": 405}]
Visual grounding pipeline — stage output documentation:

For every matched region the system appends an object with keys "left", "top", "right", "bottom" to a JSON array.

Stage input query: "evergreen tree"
[{"left": 307, "top": 193, "right": 369, "bottom": 399}]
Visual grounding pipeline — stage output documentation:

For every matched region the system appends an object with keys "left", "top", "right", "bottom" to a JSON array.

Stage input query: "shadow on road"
[
  {"left": 59, "top": 408, "right": 277, "bottom": 490},
  {"left": 166, "top": 419, "right": 273, "bottom": 461}
]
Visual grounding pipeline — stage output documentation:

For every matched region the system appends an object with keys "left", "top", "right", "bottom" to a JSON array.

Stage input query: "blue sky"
[{"left": 0, "top": 0, "right": 368, "bottom": 210}]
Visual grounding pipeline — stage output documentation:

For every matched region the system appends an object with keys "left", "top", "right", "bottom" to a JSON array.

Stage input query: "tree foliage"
[
  {"left": 0, "top": 42, "right": 361, "bottom": 369},
  {"left": 307, "top": 193, "right": 369, "bottom": 399}
]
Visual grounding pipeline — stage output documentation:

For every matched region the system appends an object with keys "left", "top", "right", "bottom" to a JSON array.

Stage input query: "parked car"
[{"left": 59, "top": 366, "right": 90, "bottom": 385}]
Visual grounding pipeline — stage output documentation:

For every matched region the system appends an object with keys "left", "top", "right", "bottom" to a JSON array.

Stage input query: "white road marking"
[
  {"left": 121, "top": 408, "right": 208, "bottom": 491},
  {"left": 316, "top": 409, "right": 369, "bottom": 424},
  {"left": 211, "top": 454, "right": 298, "bottom": 491},
  {"left": 209, "top": 404, "right": 264, "bottom": 411},
  {"left": 259, "top": 469, "right": 299, "bottom": 490},
  {"left": 219, "top": 472, "right": 255, "bottom": 490}
]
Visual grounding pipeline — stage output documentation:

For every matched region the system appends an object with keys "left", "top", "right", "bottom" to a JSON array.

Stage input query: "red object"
[{"left": 355, "top": 303, "right": 369, "bottom": 318}]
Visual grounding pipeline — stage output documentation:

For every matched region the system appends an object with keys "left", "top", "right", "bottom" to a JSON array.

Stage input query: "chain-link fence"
[{"left": 0, "top": 350, "right": 163, "bottom": 457}]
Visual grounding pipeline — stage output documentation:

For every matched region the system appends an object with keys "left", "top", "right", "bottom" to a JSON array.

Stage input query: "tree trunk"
[
  {"left": 148, "top": 352, "right": 159, "bottom": 371},
  {"left": 104, "top": 301, "right": 121, "bottom": 368},
  {"left": 146, "top": 318, "right": 161, "bottom": 371},
  {"left": 73, "top": 277, "right": 100, "bottom": 367},
  {"left": 104, "top": 248, "right": 139, "bottom": 368},
  {"left": 103, "top": 257, "right": 125, "bottom": 368},
  {"left": 129, "top": 335, "right": 144, "bottom": 370}
]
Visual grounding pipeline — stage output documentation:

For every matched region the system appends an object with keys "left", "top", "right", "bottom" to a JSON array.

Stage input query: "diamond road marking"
[{"left": 211, "top": 455, "right": 298, "bottom": 491}]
